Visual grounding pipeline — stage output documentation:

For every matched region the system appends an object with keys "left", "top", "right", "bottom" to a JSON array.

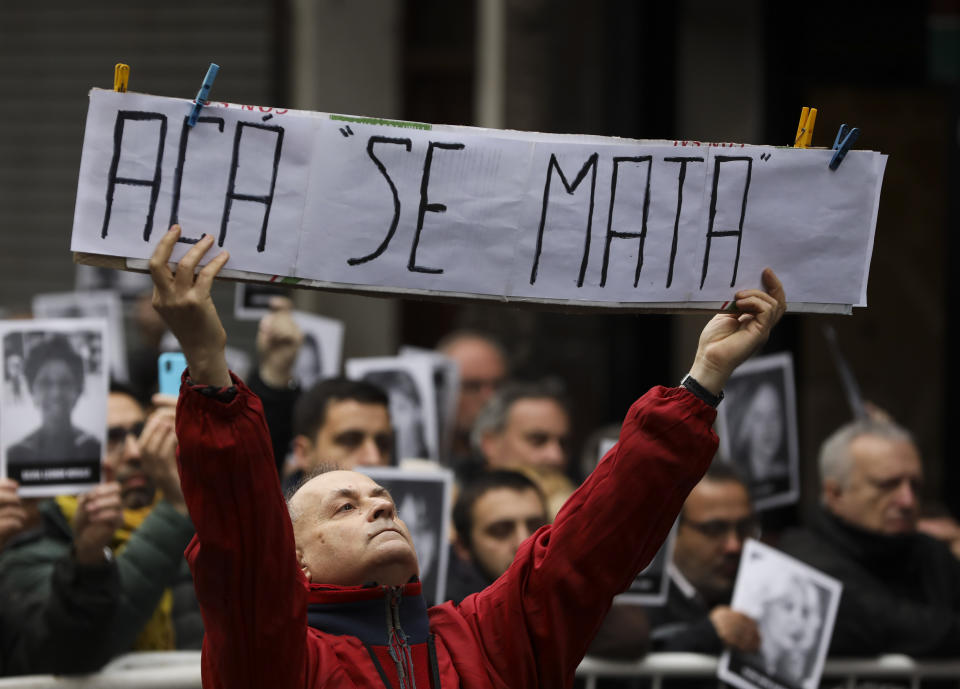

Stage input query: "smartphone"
[{"left": 158, "top": 352, "right": 188, "bottom": 396}]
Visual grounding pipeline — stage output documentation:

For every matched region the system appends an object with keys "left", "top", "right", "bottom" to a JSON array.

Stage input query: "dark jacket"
[
  {"left": 176, "top": 376, "right": 717, "bottom": 689},
  {"left": 0, "top": 496, "right": 201, "bottom": 659},
  {"left": 247, "top": 368, "right": 300, "bottom": 477},
  {"left": 0, "top": 550, "right": 118, "bottom": 676},
  {"left": 646, "top": 568, "right": 724, "bottom": 654},
  {"left": 779, "top": 508, "right": 960, "bottom": 657}
]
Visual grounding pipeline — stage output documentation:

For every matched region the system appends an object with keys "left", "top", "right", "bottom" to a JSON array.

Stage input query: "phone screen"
[{"left": 158, "top": 352, "right": 188, "bottom": 396}]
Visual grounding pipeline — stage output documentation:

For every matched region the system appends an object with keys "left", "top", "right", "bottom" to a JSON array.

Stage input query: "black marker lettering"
[
  {"left": 169, "top": 116, "right": 225, "bottom": 243},
  {"left": 530, "top": 153, "right": 599, "bottom": 286},
  {"left": 409, "top": 141, "right": 465, "bottom": 274},
  {"left": 701, "top": 156, "right": 752, "bottom": 289},
  {"left": 600, "top": 156, "right": 652, "bottom": 288},
  {"left": 348, "top": 136, "right": 412, "bottom": 266},
  {"left": 220, "top": 121, "right": 284, "bottom": 252},
  {"left": 101, "top": 111, "right": 167, "bottom": 241},
  {"left": 663, "top": 156, "right": 704, "bottom": 288}
]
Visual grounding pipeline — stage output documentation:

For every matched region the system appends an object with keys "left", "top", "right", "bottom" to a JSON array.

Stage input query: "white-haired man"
[
  {"left": 150, "top": 226, "right": 784, "bottom": 689},
  {"left": 780, "top": 419, "right": 960, "bottom": 656}
]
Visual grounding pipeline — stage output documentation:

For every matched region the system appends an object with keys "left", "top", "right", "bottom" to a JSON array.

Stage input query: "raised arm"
[
  {"left": 451, "top": 270, "right": 786, "bottom": 687},
  {"left": 149, "top": 227, "right": 306, "bottom": 689},
  {"left": 149, "top": 227, "right": 231, "bottom": 387}
]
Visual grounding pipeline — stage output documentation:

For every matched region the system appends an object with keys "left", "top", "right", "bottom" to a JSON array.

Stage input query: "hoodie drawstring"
[{"left": 366, "top": 586, "right": 440, "bottom": 689}]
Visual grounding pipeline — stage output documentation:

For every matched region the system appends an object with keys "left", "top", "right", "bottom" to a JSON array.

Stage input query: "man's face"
[
  {"left": 482, "top": 397, "right": 569, "bottom": 471},
  {"left": 462, "top": 486, "right": 547, "bottom": 582},
  {"left": 673, "top": 478, "right": 754, "bottom": 605},
  {"left": 442, "top": 337, "right": 506, "bottom": 434},
  {"left": 105, "top": 392, "right": 154, "bottom": 509},
  {"left": 825, "top": 434, "right": 922, "bottom": 534},
  {"left": 297, "top": 399, "right": 394, "bottom": 471},
  {"left": 290, "top": 470, "right": 419, "bottom": 586}
]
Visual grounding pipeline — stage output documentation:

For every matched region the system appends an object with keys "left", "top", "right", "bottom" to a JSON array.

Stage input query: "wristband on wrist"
[{"left": 681, "top": 374, "right": 724, "bottom": 407}]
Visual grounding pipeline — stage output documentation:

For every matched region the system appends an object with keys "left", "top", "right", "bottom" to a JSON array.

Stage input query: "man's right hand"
[
  {"left": 0, "top": 479, "right": 27, "bottom": 552},
  {"left": 149, "top": 226, "right": 231, "bottom": 387},
  {"left": 139, "top": 402, "right": 186, "bottom": 515},
  {"left": 73, "top": 482, "right": 124, "bottom": 566},
  {"left": 709, "top": 605, "right": 760, "bottom": 653}
]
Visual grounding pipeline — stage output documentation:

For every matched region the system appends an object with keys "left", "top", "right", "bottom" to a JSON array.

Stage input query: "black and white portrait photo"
[
  {"left": 719, "top": 540, "right": 842, "bottom": 689},
  {"left": 347, "top": 356, "right": 439, "bottom": 462},
  {"left": 616, "top": 520, "right": 677, "bottom": 606},
  {"left": 716, "top": 352, "right": 799, "bottom": 510},
  {"left": 358, "top": 466, "right": 453, "bottom": 606},
  {"left": 1, "top": 319, "right": 108, "bottom": 497},
  {"left": 292, "top": 312, "right": 344, "bottom": 389},
  {"left": 32, "top": 289, "right": 129, "bottom": 383},
  {"left": 233, "top": 282, "right": 291, "bottom": 320},
  {"left": 399, "top": 347, "right": 460, "bottom": 464}
]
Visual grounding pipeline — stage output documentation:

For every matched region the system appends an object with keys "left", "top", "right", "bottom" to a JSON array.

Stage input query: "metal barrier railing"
[
  {"left": 577, "top": 653, "right": 960, "bottom": 689},
  {"left": 0, "top": 652, "right": 200, "bottom": 689},
  {"left": 1, "top": 652, "right": 959, "bottom": 688}
]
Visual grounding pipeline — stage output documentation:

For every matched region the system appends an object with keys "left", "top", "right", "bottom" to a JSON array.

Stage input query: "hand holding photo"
[
  {"left": 718, "top": 539, "right": 842, "bottom": 689},
  {"left": 1, "top": 319, "right": 109, "bottom": 497}
]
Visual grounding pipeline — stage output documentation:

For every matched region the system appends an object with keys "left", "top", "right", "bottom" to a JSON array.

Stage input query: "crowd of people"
[{"left": 0, "top": 226, "right": 957, "bottom": 685}]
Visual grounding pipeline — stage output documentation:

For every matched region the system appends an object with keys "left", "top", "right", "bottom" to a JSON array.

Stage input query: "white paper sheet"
[{"left": 72, "top": 90, "right": 887, "bottom": 312}]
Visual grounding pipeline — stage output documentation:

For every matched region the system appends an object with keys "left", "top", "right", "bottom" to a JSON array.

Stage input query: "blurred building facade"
[{"left": 1, "top": 0, "right": 957, "bottom": 517}]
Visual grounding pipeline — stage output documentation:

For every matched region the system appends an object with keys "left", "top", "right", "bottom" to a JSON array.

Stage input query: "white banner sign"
[{"left": 71, "top": 90, "right": 887, "bottom": 312}]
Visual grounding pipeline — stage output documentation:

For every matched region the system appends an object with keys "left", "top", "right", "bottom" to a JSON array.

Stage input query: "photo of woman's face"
[
  {"left": 391, "top": 390, "right": 421, "bottom": 435},
  {"left": 745, "top": 383, "right": 784, "bottom": 468},
  {"left": 32, "top": 359, "right": 81, "bottom": 425},
  {"left": 762, "top": 579, "right": 821, "bottom": 653}
]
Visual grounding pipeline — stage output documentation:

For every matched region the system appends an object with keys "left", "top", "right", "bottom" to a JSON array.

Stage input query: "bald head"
[{"left": 287, "top": 470, "right": 420, "bottom": 587}]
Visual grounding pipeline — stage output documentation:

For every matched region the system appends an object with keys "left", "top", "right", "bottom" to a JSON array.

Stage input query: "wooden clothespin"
[
  {"left": 793, "top": 106, "right": 817, "bottom": 148},
  {"left": 114, "top": 63, "right": 130, "bottom": 93},
  {"left": 829, "top": 124, "right": 861, "bottom": 170},
  {"left": 187, "top": 63, "right": 220, "bottom": 127}
]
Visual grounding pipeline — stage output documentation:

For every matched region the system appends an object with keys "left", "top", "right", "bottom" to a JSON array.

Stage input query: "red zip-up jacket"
[{"left": 176, "top": 375, "right": 717, "bottom": 689}]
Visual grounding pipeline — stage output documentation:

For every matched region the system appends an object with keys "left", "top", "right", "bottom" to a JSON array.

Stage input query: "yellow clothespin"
[
  {"left": 793, "top": 106, "right": 817, "bottom": 148},
  {"left": 114, "top": 63, "right": 130, "bottom": 93}
]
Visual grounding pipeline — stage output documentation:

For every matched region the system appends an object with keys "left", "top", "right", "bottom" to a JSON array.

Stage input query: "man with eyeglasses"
[
  {"left": 436, "top": 331, "right": 508, "bottom": 464},
  {"left": 646, "top": 462, "right": 761, "bottom": 655},
  {"left": 780, "top": 419, "right": 960, "bottom": 657},
  {"left": 0, "top": 384, "right": 202, "bottom": 659}
]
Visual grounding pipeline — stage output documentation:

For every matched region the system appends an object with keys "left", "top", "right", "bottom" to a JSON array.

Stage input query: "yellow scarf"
[{"left": 56, "top": 495, "right": 175, "bottom": 651}]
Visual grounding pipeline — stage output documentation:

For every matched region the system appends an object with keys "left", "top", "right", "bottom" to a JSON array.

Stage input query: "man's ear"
[
  {"left": 296, "top": 547, "right": 312, "bottom": 582},
  {"left": 479, "top": 431, "right": 500, "bottom": 467},
  {"left": 822, "top": 478, "right": 843, "bottom": 512},
  {"left": 452, "top": 534, "right": 472, "bottom": 563},
  {"left": 292, "top": 435, "right": 314, "bottom": 472}
]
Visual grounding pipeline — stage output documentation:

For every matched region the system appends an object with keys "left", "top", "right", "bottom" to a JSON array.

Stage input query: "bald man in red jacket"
[{"left": 150, "top": 226, "right": 785, "bottom": 689}]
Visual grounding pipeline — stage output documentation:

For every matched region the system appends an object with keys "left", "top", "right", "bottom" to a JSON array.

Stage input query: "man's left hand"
[{"left": 688, "top": 268, "right": 787, "bottom": 395}]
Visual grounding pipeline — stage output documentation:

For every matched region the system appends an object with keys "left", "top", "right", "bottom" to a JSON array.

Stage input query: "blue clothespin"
[
  {"left": 187, "top": 63, "right": 220, "bottom": 127},
  {"left": 828, "top": 124, "right": 860, "bottom": 170}
]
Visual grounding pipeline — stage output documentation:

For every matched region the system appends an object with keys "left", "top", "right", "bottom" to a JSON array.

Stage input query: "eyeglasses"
[
  {"left": 681, "top": 516, "right": 760, "bottom": 541},
  {"left": 106, "top": 422, "right": 145, "bottom": 446},
  {"left": 461, "top": 377, "right": 504, "bottom": 395}
]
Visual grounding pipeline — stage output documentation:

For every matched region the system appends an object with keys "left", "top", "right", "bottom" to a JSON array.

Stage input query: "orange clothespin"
[
  {"left": 114, "top": 63, "right": 130, "bottom": 93},
  {"left": 793, "top": 106, "right": 817, "bottom": 148}
]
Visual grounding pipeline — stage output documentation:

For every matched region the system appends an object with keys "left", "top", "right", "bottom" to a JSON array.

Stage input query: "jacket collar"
[
  {"left": 812, "top": 507, "right": 917, "bottom": 562},
  {"left": 306, "top": 581, "right": 430, "bottom": 646}
]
